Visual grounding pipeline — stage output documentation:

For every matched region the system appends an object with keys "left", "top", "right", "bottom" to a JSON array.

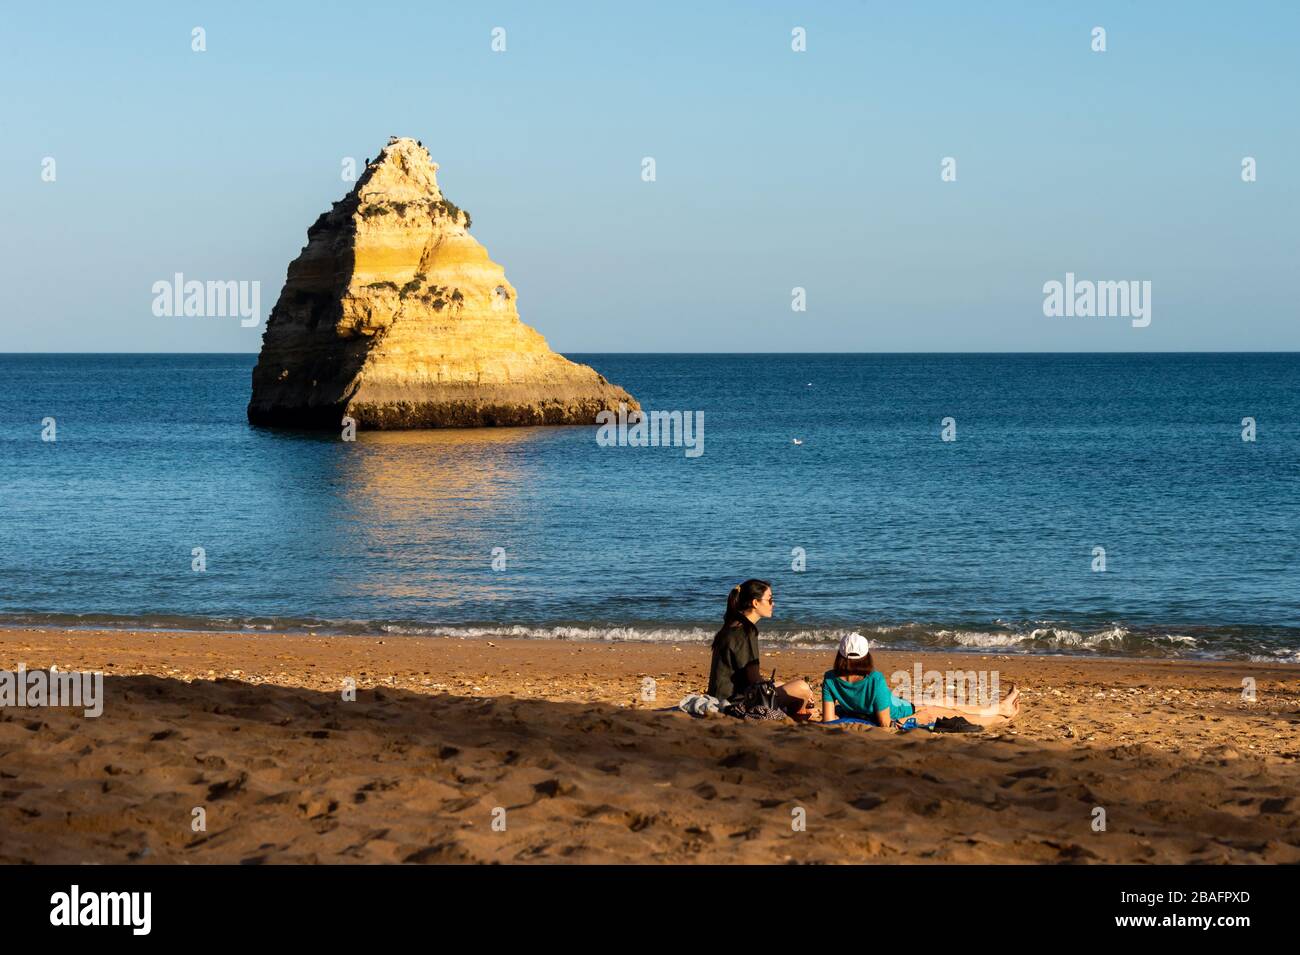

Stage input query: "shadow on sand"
[{"left": 2, "top": 675, "right": 1298, "bottom": 864}]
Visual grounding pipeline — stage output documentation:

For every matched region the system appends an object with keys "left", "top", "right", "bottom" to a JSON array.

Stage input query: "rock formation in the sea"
[{"left": 248, "top": 137, "right": 638, "bottom": 429}]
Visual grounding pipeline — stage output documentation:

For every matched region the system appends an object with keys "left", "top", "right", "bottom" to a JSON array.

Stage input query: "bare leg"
[
  {"left": 774, "top": 679, "right": 816, "bottom": 722},
  {"left": 907, "top": 684, "right": 1021, "bottom": 728},
  {"left": 909, "top": 704, "right": 1008, "bottom": 729},
  {"left": 775, "top": 678, "right": 810, "bottom": 696}
]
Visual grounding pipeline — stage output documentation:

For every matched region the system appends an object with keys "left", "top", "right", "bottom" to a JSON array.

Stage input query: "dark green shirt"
[{"left": 708, "top": 623, "right": 759, "bottom": 702}]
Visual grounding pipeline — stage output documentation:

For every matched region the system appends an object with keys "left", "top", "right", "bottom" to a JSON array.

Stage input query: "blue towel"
[
  {"left": 892, "top": 716, "right": 936, "bottom": 732},
  {"left": 819, "top": 716, "right": 936, "bottom": 732}
]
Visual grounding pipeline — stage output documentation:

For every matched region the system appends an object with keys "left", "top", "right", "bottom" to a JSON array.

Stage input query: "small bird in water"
[{"left": 792, "top": 438, "right": 803, "bottom": 445}]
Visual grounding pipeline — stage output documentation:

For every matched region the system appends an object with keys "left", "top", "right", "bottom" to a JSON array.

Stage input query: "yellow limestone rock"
[{"left": 248, "top": 137, "right": 638, "bottom": 428}]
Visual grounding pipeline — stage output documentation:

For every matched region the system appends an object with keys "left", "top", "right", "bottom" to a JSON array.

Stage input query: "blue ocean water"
[{"left": 1, "top": 353, "right": 1297, "bottom": 660}]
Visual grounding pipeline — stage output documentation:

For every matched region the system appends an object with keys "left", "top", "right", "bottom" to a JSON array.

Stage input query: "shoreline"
[
  {"left": 5, "top": 626, "right": 1300, "bottom": 758},
  {"left": 2, "top": 620, "right": 1293, "bottom": 664},
  {"left": 3, "top": 626, "right": 1299, "bottom": 863}
]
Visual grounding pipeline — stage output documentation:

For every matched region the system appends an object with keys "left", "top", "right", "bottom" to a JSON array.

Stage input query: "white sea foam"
[
  {"left": 378, "top": 623, "right": 718, "bottom": 644},
  {"left": 1248, "top": 648, "right": 1300, "bottom": 663},
  {"left": 940, "top": 630, "right": 1029, "bottom": 648},
  {"left": 0, "top": 613, "right": 1265, "bottom": 660}
]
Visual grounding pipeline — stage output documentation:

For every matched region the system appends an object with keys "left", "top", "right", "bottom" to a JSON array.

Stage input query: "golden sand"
[{"left": 2, "top": 628, "right": 1297, "bottom": 863}]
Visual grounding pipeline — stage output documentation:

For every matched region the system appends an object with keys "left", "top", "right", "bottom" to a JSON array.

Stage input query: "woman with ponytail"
[{"left": 707, "top": 580, "right": 815, "bottom": 719}]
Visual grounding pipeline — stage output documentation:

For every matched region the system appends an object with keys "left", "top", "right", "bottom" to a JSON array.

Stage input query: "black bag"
[
  {"left": 729, "top": 669, "right": 785, "bottom": 721},
  {"left": 741, "top": 670, "right": 779, "bottom": 711}
]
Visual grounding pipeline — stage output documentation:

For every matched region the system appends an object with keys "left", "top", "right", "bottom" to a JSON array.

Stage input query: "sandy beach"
[{"left": 2, "top": 627, "right": 1299, "bottom": 864}]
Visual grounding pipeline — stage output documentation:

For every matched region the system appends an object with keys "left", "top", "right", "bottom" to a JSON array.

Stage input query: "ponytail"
[{"left": 712, "top": 579, "right": 771, "bottom": 650}]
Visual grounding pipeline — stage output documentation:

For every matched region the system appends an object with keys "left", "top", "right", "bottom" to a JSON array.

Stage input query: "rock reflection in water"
[{"left": 325, "top": 427, "right": 559, "bottom": 607}]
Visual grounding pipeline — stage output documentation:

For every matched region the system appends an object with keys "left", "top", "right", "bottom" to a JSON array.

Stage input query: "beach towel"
[
  {"left": 818, "top": 716, "right": 936, "bottom": 732},
  {"left": 892, "top": 716, "right": 936, "bottom": 732}
]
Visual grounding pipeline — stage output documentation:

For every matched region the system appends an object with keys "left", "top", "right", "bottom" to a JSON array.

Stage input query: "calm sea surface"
[{"left": 1, "top": 353, "right": 1297, "bottom": 660}]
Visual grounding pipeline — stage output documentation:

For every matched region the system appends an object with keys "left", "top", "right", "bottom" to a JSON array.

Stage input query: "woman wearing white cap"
[{"left": 820, "top": 633, "right": 1020, "bottom": 731}]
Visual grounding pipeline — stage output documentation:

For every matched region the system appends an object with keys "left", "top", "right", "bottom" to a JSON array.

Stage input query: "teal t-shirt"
[{"left": 821, "top": 670, "right": 914, "bottom": 724}]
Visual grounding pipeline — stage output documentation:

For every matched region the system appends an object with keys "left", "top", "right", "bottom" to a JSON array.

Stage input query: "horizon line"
[{"left": 3, "top": 350, "right": 1299, "bottom": 357}]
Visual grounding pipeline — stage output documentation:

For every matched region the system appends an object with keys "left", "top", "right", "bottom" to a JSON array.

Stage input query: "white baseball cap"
[{"left": 838, "top": 632, "right": 870, "bottom": 659}]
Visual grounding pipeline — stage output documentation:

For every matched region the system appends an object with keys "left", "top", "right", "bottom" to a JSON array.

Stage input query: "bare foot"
[{"left": 999, "top": 684, "right": 1021, "bottom": 716}]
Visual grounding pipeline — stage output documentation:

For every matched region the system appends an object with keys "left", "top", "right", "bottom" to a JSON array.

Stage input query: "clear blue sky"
[{"left": 3, "top": 1, "right": 1297, "bottom": 352}]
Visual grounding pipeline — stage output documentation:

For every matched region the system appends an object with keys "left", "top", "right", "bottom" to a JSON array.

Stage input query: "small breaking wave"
[{"left": 0, "top": 612, "right": 1293, "bottom": 661}]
